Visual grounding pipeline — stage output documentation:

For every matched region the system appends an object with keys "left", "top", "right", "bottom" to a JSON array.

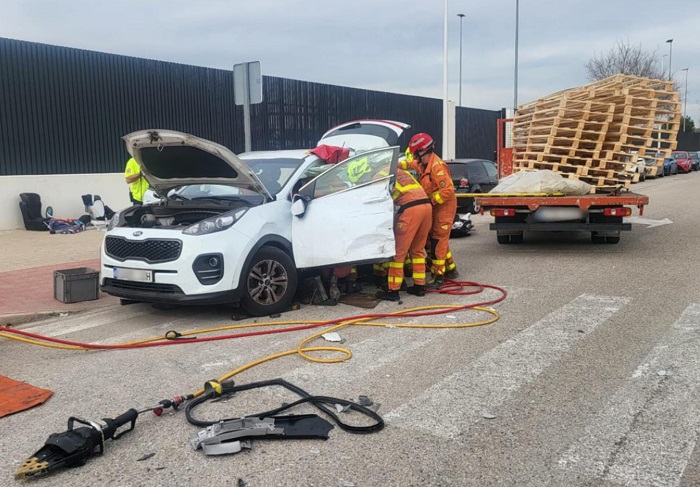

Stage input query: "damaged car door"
[{"left": 291, "top": 147, "right": 399, "bottom": 269}]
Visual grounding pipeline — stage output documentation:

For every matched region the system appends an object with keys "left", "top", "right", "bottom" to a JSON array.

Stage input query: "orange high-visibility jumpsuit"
[
  {"left": 402, "top": 153, "right": 457, "bottom": 276},
  {"left": 387, "top": 169, "right": 432, "bottom": 291}
]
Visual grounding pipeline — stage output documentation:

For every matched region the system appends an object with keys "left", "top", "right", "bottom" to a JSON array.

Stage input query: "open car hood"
[
  {"left": 317, "top": 120, "right": 410, "bottom": 154},
  {"left": 123, "top": 130, "right": 271, "bottom": 199}
]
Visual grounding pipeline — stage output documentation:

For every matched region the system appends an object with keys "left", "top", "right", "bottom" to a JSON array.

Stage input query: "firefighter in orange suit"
[
  {"left": 401, "top": 133, "right": 459, "bottom": 289},
  {"left": 376, "top": 168, "right": 432, "bottom": 301}
]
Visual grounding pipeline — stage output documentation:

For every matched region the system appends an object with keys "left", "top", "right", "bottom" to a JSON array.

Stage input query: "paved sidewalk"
[{"left": 0, "top": 229, "right": 120, "bottom": 323}]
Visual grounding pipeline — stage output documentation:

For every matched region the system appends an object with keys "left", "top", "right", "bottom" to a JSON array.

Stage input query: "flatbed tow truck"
[{"left": 469, "top": 119, "right": 649, "bottom": 244}]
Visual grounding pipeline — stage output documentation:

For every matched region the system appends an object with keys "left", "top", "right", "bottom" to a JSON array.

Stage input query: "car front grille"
[{"left": 105, "top": 236, "right": 182, "bottom": 263}]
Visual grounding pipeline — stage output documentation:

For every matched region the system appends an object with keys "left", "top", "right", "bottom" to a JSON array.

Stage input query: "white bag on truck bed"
[{"left": 490, "top": 170, "right": 592, "bottom": 196}]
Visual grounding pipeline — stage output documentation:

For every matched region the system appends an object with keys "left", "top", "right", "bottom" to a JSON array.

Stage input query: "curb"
[{"left": 0, "top": 301, "right": 123, "bottom": 327}]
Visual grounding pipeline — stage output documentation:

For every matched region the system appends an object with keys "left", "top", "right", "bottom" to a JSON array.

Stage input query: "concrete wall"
[{"left": 1, "top": 174, "right": 131, "bottom": 230}]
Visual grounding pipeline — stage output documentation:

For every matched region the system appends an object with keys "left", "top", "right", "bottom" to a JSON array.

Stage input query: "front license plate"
[{"left": 113, "top": 267, "right": 153, "bottom": 283}]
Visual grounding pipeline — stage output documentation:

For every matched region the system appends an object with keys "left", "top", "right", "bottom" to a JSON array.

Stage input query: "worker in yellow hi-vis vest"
[{"left": 124, "top": 157, "right": 150, "bottom": 205}]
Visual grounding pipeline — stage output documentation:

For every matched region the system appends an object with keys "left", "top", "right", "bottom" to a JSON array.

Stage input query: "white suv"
[{"left": 101, "top": 121, "right": 408, "bottom": 315}]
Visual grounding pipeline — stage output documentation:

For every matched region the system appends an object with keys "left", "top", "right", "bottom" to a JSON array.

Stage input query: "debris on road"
[
  {"left": 322, "top": 332, "right": 342, "bottom": 342},
  {"left": 137, "top": 452, "right": 156, "bottom": 461}
]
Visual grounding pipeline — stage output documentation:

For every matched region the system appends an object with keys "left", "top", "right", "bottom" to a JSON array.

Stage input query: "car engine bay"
[{"left": 117, "top": 201, "right": 250, "bottom": 229}]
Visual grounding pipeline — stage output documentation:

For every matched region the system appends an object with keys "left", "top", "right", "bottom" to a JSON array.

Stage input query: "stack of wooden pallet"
[{"left": 513, "top": 75, "right": 681, "bottom": 192}]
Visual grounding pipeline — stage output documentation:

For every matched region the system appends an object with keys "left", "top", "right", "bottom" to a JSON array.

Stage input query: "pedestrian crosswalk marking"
[
  {"left": 385, "top": 294, "right": 630, "bottom": 438},
  {"left": 24, "top": 306, "right": 155, "bottom": 337},
  {"left": 558, "top": 303, "right": 700, "bottom": 487},
  {"left": 281, "top": 287, "right": 532, "bottom": 388}
]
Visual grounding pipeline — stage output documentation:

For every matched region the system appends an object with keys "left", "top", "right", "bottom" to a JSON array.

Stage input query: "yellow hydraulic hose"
[{"left": 1, "top": 303, "right": 499, "bottom": 399}]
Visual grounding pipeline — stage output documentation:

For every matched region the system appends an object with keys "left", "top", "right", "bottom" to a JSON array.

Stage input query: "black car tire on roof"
[{"left": 241, "top": 246, "right": 298, "bottom": 316}]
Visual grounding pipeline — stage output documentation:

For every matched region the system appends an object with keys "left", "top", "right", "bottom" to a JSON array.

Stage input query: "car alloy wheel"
[{"left": 242, "top": 247, "right": 297, "bottom": 316}]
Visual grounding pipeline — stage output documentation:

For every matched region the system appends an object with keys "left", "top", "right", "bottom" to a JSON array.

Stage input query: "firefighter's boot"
[
  {"left": 445, "top": 269, "right": 460, "bottom": 280},
  {"left": 406, "top": 285, "right": 426, "bottom": 297},
  {"left": 375, "top": 290, "right": 400, "bottom": 302},
  {"left": 425, "top": 275, "right": 445, "bottom": 290}
]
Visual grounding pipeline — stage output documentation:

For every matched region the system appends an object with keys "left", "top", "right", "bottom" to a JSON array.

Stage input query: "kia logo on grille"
[{"left": 133, "top": 231, "right": 143, "bottom": 237}]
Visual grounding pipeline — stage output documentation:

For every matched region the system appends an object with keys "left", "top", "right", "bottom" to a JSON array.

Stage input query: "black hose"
[{"left": 185, "top": 378, "right": 383, "bottom": 434}]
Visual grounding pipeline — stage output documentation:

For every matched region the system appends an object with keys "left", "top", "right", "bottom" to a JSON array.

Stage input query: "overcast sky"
[{"left": 2, "top": 0, "right": 699, "bottom": 124}]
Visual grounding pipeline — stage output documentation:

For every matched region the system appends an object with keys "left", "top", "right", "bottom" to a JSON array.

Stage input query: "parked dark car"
[
  {"left": 671, "top": 151, "right": 693, "bottom": 174},
  {"left": 663, "top": 157, "right": 678, "bottom": 176},
  {"left": 643, "top": 156, "right": 663, "bottom": 178},
  {"left": 446, "top": 159, "right": 499, "bottom": 214},
  {"left": 688, "top": 151, "right": 700, "bottom": 171}
]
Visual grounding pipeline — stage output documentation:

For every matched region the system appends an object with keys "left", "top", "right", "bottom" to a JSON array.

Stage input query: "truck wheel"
[
  {"left": 591, "top": 232, "right": 605, "bottom": 244},
  {"left": 605, "top": 236, "right": 620, "bottom": 244},
  {"left": 510, "top": 233, "right": 523, "bottom": 244},
  {"left": 241, "top": 247, "right": 298, "bottom": 316},
  {"left": 497, "top": 234, "right": 510, "bottom": 244}
]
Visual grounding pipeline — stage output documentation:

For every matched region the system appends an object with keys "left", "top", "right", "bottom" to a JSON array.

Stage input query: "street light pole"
[
  {"left": 442, "top": 0, "right": 449, "bottom": 159},
  {"left": 666, "top": 39, "right": 673, "bottom": 81},
  {"left": 514, "top": 0, "right": 519, "bottom": 109},
  {"left": 458, "top": 13, "right": 465, "bottom": 107},
  {"left": 661, "top": 54, "right": 667, "bottom": 79},
  {"left": 682, "top": 68, "right": 689, "bottom": 131}
]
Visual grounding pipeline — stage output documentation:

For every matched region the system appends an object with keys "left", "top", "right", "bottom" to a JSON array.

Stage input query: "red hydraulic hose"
[{"left": 0, "top": 280, "right": 507, "bottom": 350}]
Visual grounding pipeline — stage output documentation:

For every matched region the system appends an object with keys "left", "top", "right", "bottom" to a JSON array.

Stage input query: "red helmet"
[{"left": 408, "top": 133, "right": 435, "bottom": 154}]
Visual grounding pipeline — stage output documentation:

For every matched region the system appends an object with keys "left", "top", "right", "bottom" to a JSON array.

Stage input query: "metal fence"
[
  {"left": 677, "top": 132, "right": 700, "bottom": 151},
  {"left": 0, "top": 37, "right": 500, "bottom": 176}
]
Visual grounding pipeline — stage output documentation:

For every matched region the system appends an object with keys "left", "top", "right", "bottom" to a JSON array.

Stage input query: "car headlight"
[
  {"left": 106, "top": 211, "right": 121, "bottom": 231},
  {"left": 183, "top": 208, "right": 248, "bottom": 236}
]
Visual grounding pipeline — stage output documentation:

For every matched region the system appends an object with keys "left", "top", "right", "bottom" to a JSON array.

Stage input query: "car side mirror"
[{"left": 291, "top": 196, "right": 307, "bottom": 217}]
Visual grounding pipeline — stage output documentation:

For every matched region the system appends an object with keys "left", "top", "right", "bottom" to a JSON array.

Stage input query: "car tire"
[
  {"left": 466, "top": 190, "right": 482, "bottom": 214},
  {"left": 591, "top": 232, "right": 605, "bottom": 244},
  {"left": 241, "top": 246, "right": 298, "bottom": 317}
]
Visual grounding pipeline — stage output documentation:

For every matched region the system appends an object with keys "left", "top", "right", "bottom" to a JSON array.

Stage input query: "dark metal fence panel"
[
  {"left": 455, "top": 107, "right": 502, "bottom": 161},
  {"left": 1, "top": 37, "right": 500, "bottom": 175},
  {"left": 255, "top": 77, "right": 447, "bottom": 154},
  {"left": 677, "top": 132, "right": 700, "bottom": 151},
  {"left": 0, "top": 37, "right": 241, "bottom": 175}
]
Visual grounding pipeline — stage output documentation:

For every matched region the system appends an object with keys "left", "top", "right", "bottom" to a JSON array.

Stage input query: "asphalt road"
[{"left": 2, "top": 171, "right": 699, "bottom": 487}]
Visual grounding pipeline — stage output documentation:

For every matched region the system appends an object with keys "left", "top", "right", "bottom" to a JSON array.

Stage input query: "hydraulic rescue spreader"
[{"left": 15, "top": 379, "right": 383, "bottom": 480}]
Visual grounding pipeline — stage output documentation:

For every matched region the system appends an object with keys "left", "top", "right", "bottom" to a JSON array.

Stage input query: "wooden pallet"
[{"left": 513, "top": 74, "right": 681, "bottom": 188}]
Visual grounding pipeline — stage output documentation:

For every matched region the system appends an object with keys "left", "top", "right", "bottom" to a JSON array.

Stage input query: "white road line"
[
  {"left": 283, "top": 327, "right": 449, "bottom": 386},
  {"left": 385, "top": 294, "right": 630, "bottom": 438},
  {"left": 558, "top": 303, "right": 700, "bottom": 487},
  {"left": 281, "top": 287, "right": 531, "bottom": 388}
]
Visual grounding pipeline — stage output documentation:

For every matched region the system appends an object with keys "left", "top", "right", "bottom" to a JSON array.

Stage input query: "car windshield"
[
  {"left": 446, "top": 163, "right": 468, "bottom": 179},
  {"left": 240, "top": 157, "right": 306, "bottom": 194},
  {"left": 671, "top": 152, "right": 685, "bottom": 158}
]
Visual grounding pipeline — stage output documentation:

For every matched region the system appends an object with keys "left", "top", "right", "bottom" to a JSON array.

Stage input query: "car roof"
[{"left": 238, "top": 149, "right": 313, "bottom": 160}]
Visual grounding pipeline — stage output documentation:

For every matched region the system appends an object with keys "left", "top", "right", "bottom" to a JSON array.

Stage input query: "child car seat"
[{"left": 18, "top": 193, "right": 49, "bottom": 231}]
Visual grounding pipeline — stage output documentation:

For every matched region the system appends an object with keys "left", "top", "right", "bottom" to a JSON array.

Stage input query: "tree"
[
  {"left": 681, "top": 115, "right": 695, "bottom": 132},
  {"left": 586, "top": 40, "right": 666, "bottom": 81}
]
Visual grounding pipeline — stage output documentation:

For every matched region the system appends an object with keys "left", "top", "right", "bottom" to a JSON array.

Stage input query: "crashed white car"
[{"left": 100, "top": 121, "right": 408, "bottom": 315}]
